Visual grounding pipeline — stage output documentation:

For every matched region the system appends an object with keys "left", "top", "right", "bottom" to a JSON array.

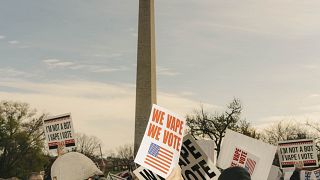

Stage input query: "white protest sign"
[
  {"left": 133, "top": 166, "right": 164, "bottom": 180},
  {"left": 217, "top": 129, "right": 277, "bottom": 180},
  {"left": 196, "top": 140, "right": 216, "bottom": 164},
  {"left": 314, "top": 168, "right": 320, "bottom": 180},
  {"left": 179, "top": 134, "right": 220, "bottom": 180},
  {"left": 267, "top": 165, "right": 282, "bottom": 180},
  {"left": 278, "top": 139, "right": 318, "bottom": 169},
  {"left": 134, "top": 104, "right": 187, "bottom": 178},
  {"left": 299, "top": 169, "right": 320, "bottom": 180},
  {"left": 300, "top": 170, "right": 314, "bottom": 180},
  {"left": 43, "top": 113, "right": 75, "bottom": 151},
  {"left": 229, "top": 147, "right": 259, "bottom": 176}
]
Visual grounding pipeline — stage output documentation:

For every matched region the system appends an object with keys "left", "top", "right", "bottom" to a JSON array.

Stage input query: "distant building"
[{"left": 104, "top": 156, "right": 134, "bottom": 174}]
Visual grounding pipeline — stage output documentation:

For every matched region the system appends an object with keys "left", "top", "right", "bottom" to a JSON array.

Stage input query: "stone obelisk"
[{"left": 134, "top": 0, "right": 157, "bottom": 156}]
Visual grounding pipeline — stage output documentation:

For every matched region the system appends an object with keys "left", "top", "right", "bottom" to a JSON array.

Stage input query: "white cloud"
[
  {"left": 93, "top": 53, "right": 123, "bottom": 59},
  {"left": 308, "top": 94, "right": 320, "bottom": 98},
  {"left": 0, "top": 67, "right": 33, "bottom": 78},
  {"left": 0, "top": 35, "right": 5, "bottom": 39},
  {"left": 82, "top": 65, "right": 127, "bottom": 73},
  {"left": 8, "top": 40, "right": 20, "bottom": 44},
  {"left": 0, "top": 79, "right": 216, "bottom": 150},
  {"left": 302, "top": 64, "right": 318, "bottom": 70},
  {"left": 91, "top": 67, "right": 122, "bottom": 73},
  {"left": 157, "top": 66, "right": 180, "bottom": 76},
  {"left": 43, "top": 59, "right": 74, "bottom": 68},
  {"left": 43, "top": 59, "right": 61, "bottom": 63},
  {"left": 42, "top": 58, "right": 127, "bottom": 73}
]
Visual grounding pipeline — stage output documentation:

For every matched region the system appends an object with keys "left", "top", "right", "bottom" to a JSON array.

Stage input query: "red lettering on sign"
[
  {"left": 152, "top": 108, "right": 165, "bottom": 125},
  {"left": 233, "top": 148, "right": 241, "bottom": 161},
  {"left": 163, "top": 130, "right": 182, "bottom": 151},
  {"left": 147, "top": 123, "right": 162, "bottom": 140}
]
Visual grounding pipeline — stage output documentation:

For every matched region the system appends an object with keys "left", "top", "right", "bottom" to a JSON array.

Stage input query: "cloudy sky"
[{"left": 1, "top": 0, "right": 320, "bottom": 152}]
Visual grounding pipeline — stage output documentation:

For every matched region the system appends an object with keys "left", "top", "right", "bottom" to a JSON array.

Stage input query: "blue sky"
[{"left": 1, "top": 0, "right": 320, "bottom": 152}]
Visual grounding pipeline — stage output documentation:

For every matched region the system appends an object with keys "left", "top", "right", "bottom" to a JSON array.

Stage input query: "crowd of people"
[{"left": 48, "top": 151, "right": 307, "bottom": 180}]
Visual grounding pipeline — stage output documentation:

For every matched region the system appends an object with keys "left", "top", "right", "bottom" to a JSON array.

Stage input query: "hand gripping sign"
[
  {"left": 43, "top": 113, "right": 76, "bottom": 152},
  {"left": 278, "top": 139, "right": 318, "bottom": 169},
  {"left": 133, "top": 166, "right": 164, "bottom": 180},
  {"left": 217, "top": 129, "right": 277, "bottom": 180},
  {"left": 134, "top": 104, "right": 187, "bottom": 179},
  {"left": 179, "top": 134, "right": 221, "bottom": 180}
]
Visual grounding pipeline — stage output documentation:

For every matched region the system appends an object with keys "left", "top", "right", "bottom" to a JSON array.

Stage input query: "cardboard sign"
[
  {"left": 278, "top": 139, "right": 318, "bottom": 169},
  {"left": 299, "top": 168, "right": 320, "bottom": 180},
  {"left": 300, "top": 170, "right": 314, "bottom": 180},
  {"left": 134, "top": 104, "right": 187, "bottom": 178},
  {"left": 179, "top": 134, "right": 220, "bottom": 180},
  {"left": 230, "top": 147, "right": 259, "bottom": 176},
  {"left": 314, "top": 168, "right": 320, "bottom": 180},
  {"left": 217, "top": 129, "right": 277, "bottom": 180},
  {"left": 43, "top": 113, "right": 75, "bottom": 150},
  {"left": 133, "top": 166, "right": 164, "bottom": 180},
  {"left": 196, "top": 140, "right": 216, "bottom": 164}
]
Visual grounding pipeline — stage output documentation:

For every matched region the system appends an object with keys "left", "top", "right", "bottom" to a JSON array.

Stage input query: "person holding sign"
[{"left": 290, "top": 169, "right": 301, "bottom": 180}]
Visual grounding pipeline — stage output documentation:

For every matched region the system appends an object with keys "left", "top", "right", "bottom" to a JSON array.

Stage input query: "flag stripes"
[
  {"left": 245, "top": 158, "right": 256, "bottom": 175},
  {"left": 144, "top": 143, "right": 173, "bottom": 175}
]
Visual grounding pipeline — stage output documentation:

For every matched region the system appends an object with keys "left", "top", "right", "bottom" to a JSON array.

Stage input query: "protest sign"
[
  {"left": 133, "top": 166, "right": 164, "bottom": 180},
  {"left": 314, "top": 168, "right": 320, "bottom": 180},
  {"left": 134, "top": 104, "right": 187, "bottom": 178},
  {"left": 267, "top": 165, "right": 282, "bottom": 180},
  {"left": 43, "top": 113, "right": 75, "bottom": 151},
  {"left": 298, "top": 168, "right": 320, "bottom": 180},
  {"left": 229, "top": 147, "right": 259, "bottom": 175},
  {"left": 196, "top": 139, "right": 216, "bottom": 164},
  {"left": 278, "top": 139, "right": 318, "bottom": 169},
  {"left": 179, "top": 134, "right": 220, "bottom": 180},
  {"left": 300, "top": 170, "right": 314, "bottom": 180},
  {"left": 217, "top": 129, "right": 277, "bottom": 180}
]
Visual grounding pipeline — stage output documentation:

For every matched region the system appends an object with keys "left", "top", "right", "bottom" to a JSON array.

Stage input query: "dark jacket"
[
  {"left": 218, "top": 167, "right": 251, "bottom": 180},
  {"left": 290, "top": 169, "right": 301, "bottom": 180}
]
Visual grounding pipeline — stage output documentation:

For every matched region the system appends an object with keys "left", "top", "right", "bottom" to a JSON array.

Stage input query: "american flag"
[
  {"left": 245, "top": 158, "right": 256, "bottom": 175},
  {"left": 144, "top": 143, "right": 173, "bottom": 174}
]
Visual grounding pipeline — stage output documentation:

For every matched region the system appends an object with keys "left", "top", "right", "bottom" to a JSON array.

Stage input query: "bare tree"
[
  {"left": 261, "top": 120, "right": 311, "bottom": 145},
  {"left": 76, "top": 133, "right": 102, "bottom": 159},
  {"left": 116, "top": 144, "right": 133, "bottom": 160},
  {"left": 306, "top": 121, "right": 320, "bottom": 151},
  {"left": 187, "top": 98, "right": 253, "bottom": 157},
  {"left": 117, "top": 144, "right": 134, "bottom": 170},
  {"left": 237, "top": 119, "right": 261, "bottom": 139}
]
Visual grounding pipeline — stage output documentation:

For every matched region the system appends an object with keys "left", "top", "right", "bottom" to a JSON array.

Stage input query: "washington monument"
[{"left": 134, "top": 0, "right": 157, "bottom": 155}]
